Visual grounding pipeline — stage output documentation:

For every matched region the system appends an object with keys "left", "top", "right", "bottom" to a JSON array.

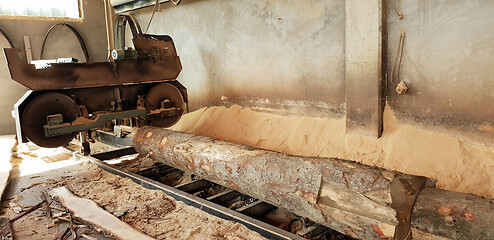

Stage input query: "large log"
[
  {"left": 134, "top": 127, "right": 494, "bottom": 240},
  {"left": 412, "top": 188, "right": 494, "bottom": 240}
]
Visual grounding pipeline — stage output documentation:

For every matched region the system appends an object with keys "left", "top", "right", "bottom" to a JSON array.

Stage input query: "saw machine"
[{"left": 4, "top": 34, "right": 187, "bottom": 148}]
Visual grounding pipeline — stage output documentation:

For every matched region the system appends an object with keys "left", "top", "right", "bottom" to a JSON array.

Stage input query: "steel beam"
[
  {"left": 176, "top": 179, "right": 211, "bottom": 193},
  {"left": 237, "top": 201, "right": 277, "bottom": 218},
  {"left": 207, "top": 190, "right": 241, "bottom": 204}
]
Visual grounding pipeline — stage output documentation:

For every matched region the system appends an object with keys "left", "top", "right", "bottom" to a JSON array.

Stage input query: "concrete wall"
[
  {"left": 131, "top": 0, "right": 494, "bottom": 145},
  {"left": 0, "top": 0, "right": 108, "bottom": 134},
  {"left": 133, "top": 0, "right": 346, "bottom": 116},
  {"left": 387, "top": 0, "right": 494, "bottom": 145},
  {"left": 345, "top": 0, "right": 384, "bottom": 137}
]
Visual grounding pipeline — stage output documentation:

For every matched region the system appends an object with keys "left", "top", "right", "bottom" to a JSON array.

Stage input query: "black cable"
[
  {"left": 145, "top": 0, "right": 160, "bottom": 33},
  {"left": 40, "top": 23, "right": 89, "bottom": 62},
  {"left": 145, "top": 0, "right": 181, "bottom": 33},
  {"left": 0, "top": 28, "right": 14, "bottom": 48}
]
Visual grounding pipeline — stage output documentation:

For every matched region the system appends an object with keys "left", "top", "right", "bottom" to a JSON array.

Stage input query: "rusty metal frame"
[
  {"left": 44, "top": 109, "right": 147, "bottom": 137},
  {"left": 4, "top": 34, "right": 182, "bottom": 91},
  {"left": 7, "top": 34, "right": 188, "bottom": 144}
]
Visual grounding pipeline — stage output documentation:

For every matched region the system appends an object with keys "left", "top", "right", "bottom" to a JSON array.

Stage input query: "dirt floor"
[
  {"left": 170, "top": 104, "right": 494, "bottom": 199},
  {"left": 0, "top": 145, "right": 265, "bottom": 240}
]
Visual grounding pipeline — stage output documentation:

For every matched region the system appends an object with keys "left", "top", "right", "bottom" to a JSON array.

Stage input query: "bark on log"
[
  {"left": 412, "top": 188, "right": 494, "bottom": 240},
  {"left": 134, "top": 127, "right": 494, "bottom": 240},
  {"left": 134, "top": 127, "right": 401, "bottom": 239}
]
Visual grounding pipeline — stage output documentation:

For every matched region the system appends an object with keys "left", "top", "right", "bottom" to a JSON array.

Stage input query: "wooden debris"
[
  {"left": 0, "top": 218, "right": 13, "bottom": 240},
  {"left": 56, "top": 227, "right": 71, "bottom": 240},
  {"left": 81, "top": 233, "right": 99, "bottom": 240},
  {"left": 40, "top": 190, "right": 53, "bottom": 218},
  {"left": 7, "top": 203, "right": 22, "bottom": 214},
  {"left": 49, "top": 187, "right": 154, "bottom": 240},
  {"left": 10, "top": 200, "right": 45, "bottom": 222}
]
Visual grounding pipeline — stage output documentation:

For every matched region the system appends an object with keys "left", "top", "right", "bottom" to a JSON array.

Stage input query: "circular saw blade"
[
  {"left": 145, "top": 83, "right": 184, "bottom": 128},
  {"left": 22, "top": 92, "right": 79, "bottom": 148}
]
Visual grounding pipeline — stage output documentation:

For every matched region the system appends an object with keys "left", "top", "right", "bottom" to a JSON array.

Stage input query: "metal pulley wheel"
[
  {"left": 21, "top": 92, "right": 80, "bottom": 148},
  {"left": 145, "top": 83, "right": 184, "bottom": 127}
]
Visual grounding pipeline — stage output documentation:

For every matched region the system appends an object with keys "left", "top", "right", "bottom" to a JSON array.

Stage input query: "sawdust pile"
[
  {"left": 65, "top": 165, "right": 264, "bottom": 239},
  {"left": 170, "top": 105, "right": 494, "bottom": 199},
  {"left": 9, "top": 163, "right": 265, "bottom": 240}
]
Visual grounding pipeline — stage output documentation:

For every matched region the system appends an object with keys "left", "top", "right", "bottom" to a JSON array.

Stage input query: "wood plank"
[
  {"left": 50, "top": 187, "right": 154, "bottom": 240},
  {"left": 23, "top": 35, "right": 33, "bottom": 63}
]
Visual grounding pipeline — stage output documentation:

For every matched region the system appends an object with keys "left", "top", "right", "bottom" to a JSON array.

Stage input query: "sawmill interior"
[{"left": 0, "top": 0, "right": 493, "bottom": 239}]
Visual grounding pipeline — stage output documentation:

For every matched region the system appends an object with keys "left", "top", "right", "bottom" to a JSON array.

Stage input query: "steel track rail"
[{"left": 74, "top": 149, "right": 304, "bottom": 240}]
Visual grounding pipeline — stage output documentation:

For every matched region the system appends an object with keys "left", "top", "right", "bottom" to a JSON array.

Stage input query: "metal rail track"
[{"left": 74, "top": 146, "right": 349, "bottom": 240}]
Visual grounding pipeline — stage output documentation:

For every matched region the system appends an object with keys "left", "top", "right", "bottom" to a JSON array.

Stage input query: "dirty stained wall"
[
  {"left": 133, "top": 0, "right": 346, "bottom": 115},
  {"left": 345, "top": 0, "right": 384, "bottom": 137},
  {"left": 130, "top": 0, "right": 494, "bottom": 198},
  {"left": 132, "top": 0, "right": 494, "bottom": 145},
  {"left": 387, "top": 0, "right": 494, "bottom": 145},
  {"left": 0, "top": 0, "right": 108, "bottom": 134}
]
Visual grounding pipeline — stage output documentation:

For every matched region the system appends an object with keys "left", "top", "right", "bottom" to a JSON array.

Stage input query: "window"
[{"left": 0, "top": 0, "right": 82, "bottom": 20}]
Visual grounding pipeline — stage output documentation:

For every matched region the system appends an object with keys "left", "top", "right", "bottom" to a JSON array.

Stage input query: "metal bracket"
[
  {"left": 391, "top": 175, "right": 427, "bottom": 240},
  {"left": 44, "top": 107, "right": 181, "bottom": 137},
  {"left": 44, "top": 109, "right": 147, "bottom": 137},
  {"left": 147, "top": 106, "right": 181, "bottom": 120}
]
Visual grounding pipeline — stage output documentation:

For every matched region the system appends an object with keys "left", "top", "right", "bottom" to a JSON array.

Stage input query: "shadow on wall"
[{"left": 0, "top": 34, "right": 25, "bottom": 135}]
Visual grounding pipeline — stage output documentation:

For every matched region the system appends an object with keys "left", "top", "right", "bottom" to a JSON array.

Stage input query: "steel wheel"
[
  {"left": 22, "top": 92, "right": 79, "bottom": 148},
  {"left": 145, "top": 83, "right": 184, "bottom": 128}
]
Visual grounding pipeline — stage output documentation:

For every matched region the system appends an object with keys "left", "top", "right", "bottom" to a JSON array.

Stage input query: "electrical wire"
[
  {"left": 40, "top": 23, "right": 89, "bottom": 62},
  {"left": 390, "top": 32, "right": 406, "bottom": 86},
  {"left": 393, "top": 0, "right": 403, "bottom": 19},
  {"left": 145, "top": 0, "right": 160, "bottom": 33},
  {"left": 145, "top": 0, "right": 181, "bottom": 33}
]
